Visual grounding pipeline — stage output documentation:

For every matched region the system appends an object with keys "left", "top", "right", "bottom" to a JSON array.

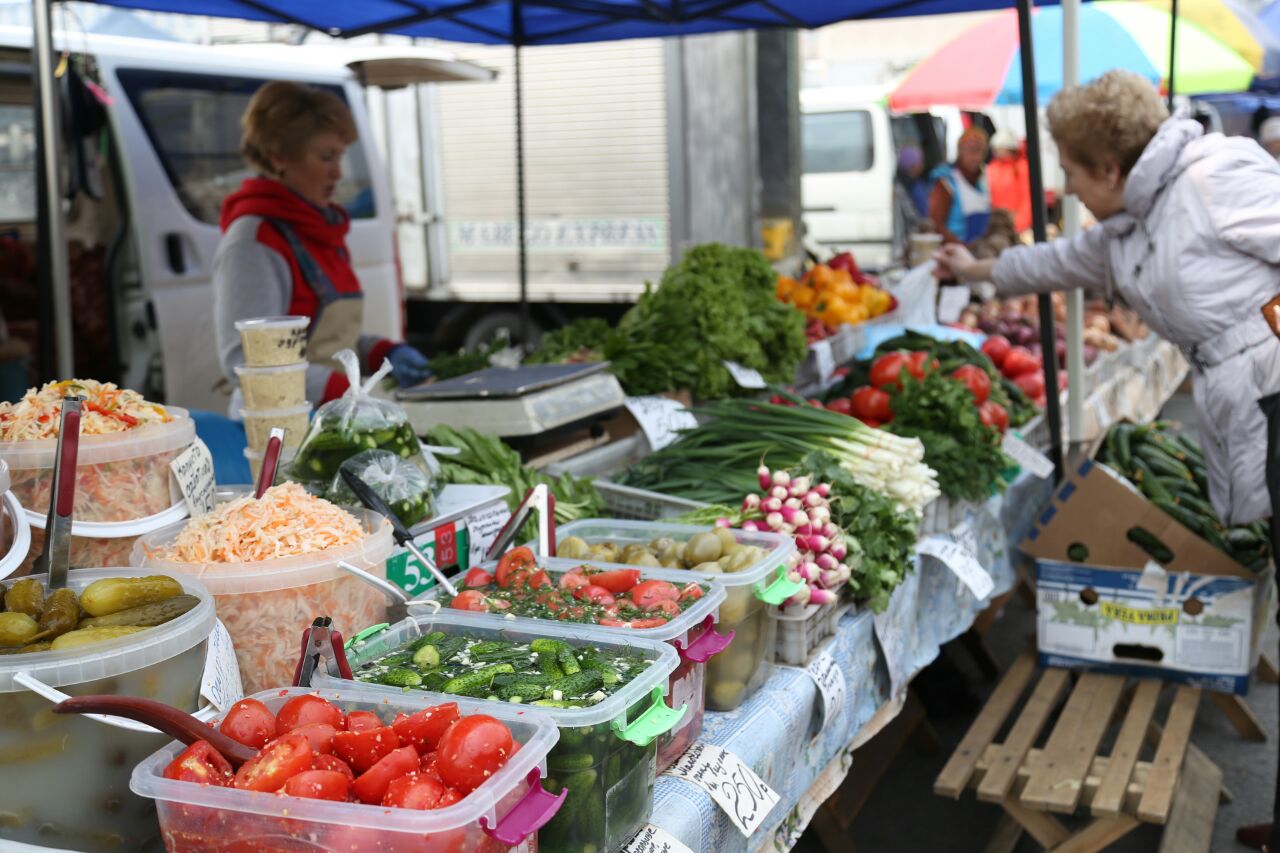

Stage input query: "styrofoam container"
[
  {"left": 0, "top": 459, "right": 32, "bottom": 580},
  {"left": 415, "top": 558, "right": 726, "bottom": 770},
  {"left": 553, "top": 519, "right": 799, "bottom": 711},
  {"left": 0, "top": 568, "right": 215, "bottom": 850},
  {"left": 17, "top": 499, "right": 189, "bottom": 578},
  {"left": 131, "top": 495, "right": 394, "bottom": 694},
  {"left": 240, "top": 404, "right": 311, "bottom": 452},
  {"left": 0, "top": 406, "right": 195, "bottom": 523},
  {"left": 235, "top": 362, "right": 307, "bottom": 409},
  {"left": 132, "top": 686, "right": 560, "bottom": 853},
  {"left": 323, "top": 611, "right": 680, "bottom": 853},
  {"left": 234, "top": 315, "right": 309, "bottom": 367}
]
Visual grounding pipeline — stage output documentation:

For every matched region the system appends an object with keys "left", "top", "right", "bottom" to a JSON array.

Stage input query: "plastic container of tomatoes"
[
  {"left": 321, "top": 611, "right": 682, "bottom": 853},
  {"left": 418, "top": 556, "right": 728, "bottom": 774},
  {"left": 131, "top": 686, "right": 561, "bottom": 853},
  {"left": 552, "top": 519, "right": 799, "bottom": 711}
]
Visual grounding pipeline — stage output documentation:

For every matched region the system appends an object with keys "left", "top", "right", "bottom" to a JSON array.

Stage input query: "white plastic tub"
[
  {"left": 240, "top": 404, "right": 311, "bottom": 452},
  {"left": 553, "top": 519, "right": 799, "bottom": 711},
  {"left": 16, "top": 501, "right": 189, "bottom": 578},
  {"left": 324, "top": 611, "right": 680, "bottom": 853},
  {"left": 132, "top": 686, "right": 561, "bottom": 853},
  {"left": 235, "top": 315, "right": 309, "bottom": 367},
  {"left": 0, "top": 406, "right": 195, "bottom": 523},
  {"left": 235, "top": 362, "right": 307, "bottom": 409},
  {"left": 0, "top": 459, "right": 31, "bottom": 580},
  {"left": 131, "top": 497, "right": 393, "bottom": 694},
  {"left": 0, "top": 568, "right": 216, "bottom": 850}
]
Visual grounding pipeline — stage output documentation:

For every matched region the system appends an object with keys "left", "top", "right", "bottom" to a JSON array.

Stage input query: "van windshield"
[
  {"left": 117, "top": 70, "right": 376, "bottom": 225},
  {"left": 802, "top": 110, "right": 873, "bottom": 174}
]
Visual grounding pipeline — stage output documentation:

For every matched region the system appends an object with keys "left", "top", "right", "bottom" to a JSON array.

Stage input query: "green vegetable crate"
[{"left": 321, "top": 612, "right": 682, "bottom": 853}]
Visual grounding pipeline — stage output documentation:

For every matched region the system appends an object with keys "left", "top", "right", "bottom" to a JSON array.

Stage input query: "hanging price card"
[
  {"left": 665, "top": 743, "right": 780, "bottom": 836},
  {"left": 1002, "top": 433, "right": 1054, "bottom": 479},
  {"left": 625, "top": 396, "right": 698, "bottom": 451},
  {"left": 723, "top": 361, "right": 767, "bottom": 389},
  {"left": 812, "top": 339, "right": 836, "bottom": 384},
  {"left": 788, "top": 645, "right": 847, "bottom": 728},
  {"left": 468, "top": 503, "right": 511, "bottom": 566},
  {"left": 170, "top": 439, "right": 216, "bottom": 517},
  {"left": 200, "top": 620, "right": 244, "bottom": 712},
  {"left": 621, "top": 824, "right": 695, "bottom": 853},
  {"left": 918, "top": 535, "right": 994, "bottom": 600}
]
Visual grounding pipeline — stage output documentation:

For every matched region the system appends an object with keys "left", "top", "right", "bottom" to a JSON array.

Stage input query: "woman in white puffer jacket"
[{"left": 937, "top": 70, "right": 1280, "bottom": 528}]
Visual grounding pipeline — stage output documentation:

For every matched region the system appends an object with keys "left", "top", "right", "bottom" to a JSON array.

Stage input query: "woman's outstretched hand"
[{"left": 933, "top": 243, "right": 979, "bottom": 281}]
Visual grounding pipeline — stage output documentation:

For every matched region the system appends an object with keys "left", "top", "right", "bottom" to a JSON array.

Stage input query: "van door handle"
[
  {"left": 164, "top": 233, "right": 186, "bottom": 275},
  {"left": 803, "top": 206, "right": 836, "bottom": 213}
]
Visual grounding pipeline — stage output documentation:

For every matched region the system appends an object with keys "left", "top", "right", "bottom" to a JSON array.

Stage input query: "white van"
[{"left": 0, "top": 28, "right": 487, "bottom": 411}]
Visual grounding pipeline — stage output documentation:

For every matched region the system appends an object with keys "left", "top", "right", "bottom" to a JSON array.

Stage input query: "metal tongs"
[
  {"left": 293, "top": 616, "right": 354, "bottom": 688},
  {"left": 253, "top": 426, "right": 286, "bottom": 498},
  {"left": 485, "top": 483, "right": 556, "bottom": 563},
  {"left": 38, "top": 395, "right": 83, "bottom": 588}
]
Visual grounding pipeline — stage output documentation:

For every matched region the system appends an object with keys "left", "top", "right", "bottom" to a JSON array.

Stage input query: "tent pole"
[
  {"left": 33, "top": 0, "right": 73, "bottom": 379},
  {"left": 1063, "top": 0, "right": 1085, "bottom": 447},
  {"left": 512, "top": 5, "right": 531, "bottom": 350},
  {"left": 1016, "top": 0, "right": 1065, "bottom": 480},
  {"left": 1168, "top": 0, "right": 1178, "bottom": 110}
]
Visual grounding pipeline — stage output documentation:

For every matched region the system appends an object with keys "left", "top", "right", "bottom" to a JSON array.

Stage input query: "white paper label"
[
  {"left": 803, "top": 646, "right": 847, "bottom": 727},
  {"left": 918, "top": 535, "right": 994, "bottom": 600},
  {"left": 170, "top": 439, "right": 216, "bottom": 517},
  {"left": 624, "top": 396, "right": 698, "bottom": 452},
  {"left": 468, "top": 503, "right": 511, "bottom": 566},
  {"left": 952, "top": 517, "right": 979, "bottom": 558},
  {"left": 723, "top": 361, "right": 767, "bottom": 389},
  {"left": 937, "top": 285, "right": 971, "bottom": 324},
  {"left": 1003, "top": 433, "right": 1054, "bottom": 479},
  {"left": 812, "top": 339, "right": 836, "bottom": 384},
  {"left": 200, "top": 620, "right": 244, "bottom": 712},
  {"left": 665, "top": 743, "right": 780, "bottom": 836},
  {"left": 621, "top": 824, "right": 695, "bottom": 853}
]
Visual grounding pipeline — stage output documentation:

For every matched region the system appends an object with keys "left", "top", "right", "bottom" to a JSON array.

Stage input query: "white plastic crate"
[
  {"left": 771, "top": 601, "right": 848, "bottom": 666},
  {"left": 594, "top": 480, "right": 709, "bottom": 521}
]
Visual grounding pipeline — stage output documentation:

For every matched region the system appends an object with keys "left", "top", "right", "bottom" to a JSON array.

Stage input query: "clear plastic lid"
[
  {"left": 131, "top": 685, "right": 559, "bottom": 836},
  {"left": 239, "top": 404, "right": 312, "bottom": 421},
  {"left": 552, "top": 519, "right": 798, "bottom": 589},
  {"left": 0, "top": 406, "right": 195, "bottom": 470},
  {"left": 415, "top": 558, "right": 726, "bottom": 644},
  {"left": 132, "top": 505, "right": 394, "bottom": 595},
  {"left": 320, "top": 610, "right": 679, "bottom": 729},
  {"left": 234, "top": 315, "right": 309, "bottom": 332},
  {"left": 234, "top": 362, "right": 309, "bottom": 378},
  {"left": 0, "top": 567, "right": 216, "bottom": 692}
]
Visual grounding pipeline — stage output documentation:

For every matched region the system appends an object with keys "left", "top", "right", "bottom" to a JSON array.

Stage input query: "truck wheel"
[{"left": 464, "top": 311, "right": 541, "bottom": 350}]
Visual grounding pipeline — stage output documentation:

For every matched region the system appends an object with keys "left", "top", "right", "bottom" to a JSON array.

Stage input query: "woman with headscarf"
[{"left": 928, "top": 126, "right": 992, "bottom": 244}]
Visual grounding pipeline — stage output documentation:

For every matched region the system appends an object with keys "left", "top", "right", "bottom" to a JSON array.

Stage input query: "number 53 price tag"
[{"left": 665, "top": 743, "right": 780, "bottom": 837}]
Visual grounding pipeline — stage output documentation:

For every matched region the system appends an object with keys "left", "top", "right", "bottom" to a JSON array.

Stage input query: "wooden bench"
[{"left": 935, "top": 652, "right": 1226, "bottom": 853}]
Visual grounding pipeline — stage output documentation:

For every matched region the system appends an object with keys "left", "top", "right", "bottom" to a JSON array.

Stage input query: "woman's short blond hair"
[
  {"left": 1047, "top": 70, "right": 1168, "bottom": 176},
  {"left": 240, "top": 81, "right": 357, "bottom": 175}
]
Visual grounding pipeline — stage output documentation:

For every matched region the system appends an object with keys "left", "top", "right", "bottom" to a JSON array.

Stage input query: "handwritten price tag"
[
  {"left": 665, "top": 743, "right": 780, "bottom": 836},
  {"left": 625, "top": 396, "right": 698, "bottom": 452},
  {"left": 170, "top": 439, "right": 216, "bottom": 517},
  {"left": 918, "top": 535, "right": 994, "bottom": 600},
  {"left": 723, "top": 361, "right": 767, "bottom": 390},
  {"left": 621, "top": 824, "right": 695, "bottom": 853},
  {"left": 1002, "top": 433, "right": 1054, "bottom": 479},
  {"left": 467, "top": 503, "right": 511, "bottom": 567},
  {"left": 200, "top": 620, "right": 244, "bottom": 712},
  {"left": 802, "top": 646, "right": 847, "bottom": 727},
  {"left": 952, "top": 517, "right": 979, "bottom": 558},
  {"left": 937, "top": 284, "right": 971, "bottom": 324},
  {"left": 812, "top": 339, "right": 836, "bottom": 384}
]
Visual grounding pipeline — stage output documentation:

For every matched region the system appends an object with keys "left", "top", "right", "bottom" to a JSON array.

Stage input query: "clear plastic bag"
[
  {"left": 286, "top": 351, "right": 432, "bottom": 487},
  {"left": 328, "top": 449, "right": 436, "bottom": 528}
]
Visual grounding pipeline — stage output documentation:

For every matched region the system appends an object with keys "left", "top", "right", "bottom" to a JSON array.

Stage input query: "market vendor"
[
  {"left": 213, "top": 81, "right": 430, "bottom": 408},
  {"left": 935, "top": 70, "right": 1280, "bottom": 529},
  {"left": 928, "top": 126, "right": 992, "bottom": 244}
]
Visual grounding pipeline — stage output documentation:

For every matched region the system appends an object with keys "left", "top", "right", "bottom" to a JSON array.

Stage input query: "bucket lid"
[
  {"left": 234, "top": 315, "right": 309, "bottom": 332},
  {"left": 0, "top": 406, "right": 195, "bottom": 469},
  {"left": 234, "top": 362, "right": 308, "bottom": 377},
  {"left": 0, "top": 458, "right": 9, "bottom": 494},
  {"left": 25, "top": 499, "right": 190, "bottom": 539}
]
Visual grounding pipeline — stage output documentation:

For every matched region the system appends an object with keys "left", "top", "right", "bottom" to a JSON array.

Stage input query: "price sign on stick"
[
  {"left": 200, "top": 620, "right": 244, "bottom": 712},
  {"left": 918, "top": 535, "right": 994, "bottom": 600},
  {"left": 625, "top": 396, "right": 697, "bottom": 452},
  {"left": 665, "top": 743, "right": 780, "bottom": 836},
  {"left": 170, "top": 439, "right": 216, "bottom": 517}
]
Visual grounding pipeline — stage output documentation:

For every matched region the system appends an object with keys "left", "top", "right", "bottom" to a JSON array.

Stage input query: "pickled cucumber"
[
  {"left": 79, "top": 576, "right": 183, "bottom": 617},
  {"left": 0, "top": 612, "right": 39, "bottom": 646},
  {"left": 3, "top": 578, "right": 45, "bottom": 618},
  {"left": 34, "top": 588, "right": 80, "bottom": 641},
  {"left": 78, "top": 595, "right": 199, "bottom": 628},
  {"left": 50, "top": 626, "right": 147, "bottom": 650},
  {"left": 0, "top": 641, "right": 52, "bottom": 655}
]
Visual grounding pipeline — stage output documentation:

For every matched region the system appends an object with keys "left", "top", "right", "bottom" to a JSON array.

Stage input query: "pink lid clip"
[
  {"left": 479, "top": 767, "right": 567, "bottom": 845},
  {"left": 673, "top": 614, "right": 735, "bottom": 663}
]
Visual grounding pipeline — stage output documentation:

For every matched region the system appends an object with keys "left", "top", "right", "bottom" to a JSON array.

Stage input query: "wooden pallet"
[{"left": 935, "top": 652, "right": 1225, "bottom": 853}]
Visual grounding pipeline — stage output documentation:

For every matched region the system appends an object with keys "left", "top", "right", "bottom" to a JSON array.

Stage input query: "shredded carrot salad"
[
  {"left": 0, "top": 379, "right": 172, "bottom": 440},
  {"left": 157, "top": 482, "right": 365, "bottom": 563}
]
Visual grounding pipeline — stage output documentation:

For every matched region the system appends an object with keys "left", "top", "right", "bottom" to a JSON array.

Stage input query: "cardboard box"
[{"left": 1022, "top": 458, "right": 1273, "bottom": 694}]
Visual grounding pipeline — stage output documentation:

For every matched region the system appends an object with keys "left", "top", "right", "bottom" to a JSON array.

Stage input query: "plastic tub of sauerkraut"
[
  {"left": 131, "top": 483, "right": 394, "bottom": 694},
  {"left": 15, "top": 502, "right": 189, "bottom": 578},
  {"left": 0, "top": 459, "right": 31, "bottom": 580},
  {"left": 235, "top": 362, "right": 307, "bottom": 409},
  {"left": 235, "top": 315, "right": 309, "bottom": 367},
  {"left": 0, "top": 381, "right": 195, "bottom": 524}
]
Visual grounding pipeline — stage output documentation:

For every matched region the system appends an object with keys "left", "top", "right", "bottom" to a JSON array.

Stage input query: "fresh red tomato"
[
  {"left": 495, "top": 546, "right": 537, "bottom": 588},
  {"left": 233, "top": 734, "right": 313, "bottom": 793},
  {"left": 218, "top": 698, "right": 276, "bottom": 749},
  {"left": 331, "top": 726, "right": 400, "bottom": 773},
  {"left": 312, "top": 753, "right": 354, "bottom": 781},
  {"left": 283, "top": 769, "right": 350, "bottom": 802},
  {"left": 979, "top": 401, "right": 1010, "bottom": 433},
  {"left": 907, "top": 351, "right": 939, "bottom": 380},
  {"left": 463, "top": 567, "right": 493, "bottom": 588},
  {"left": 527, "top": 569, "right": 551, "bottom": 589},
  {"left": 679, "top": 582, "right": 704, "bottom": 601},
  {"left": 351, "top": 746, "right": 421, "bottom": 805},
  {"left": 558, "top": 569, "right": 589, "bottom": 591},
  {"left": 1014, "top": 371, "right": 1046, "bottom": 399},
  {"left": 980, "top": 334, "right": 1012, "bottom": 368},
  {"left": 345, "top": 711, "right": 383, "bottom": 733},
  {"left": 952, "top": 364, "right": 992, "bottom": 404},
  {"left": 627, "top": 617, "right": 670, "bottom": 629},
  {"left": 163, "top": 740, "right": 233, "bottom": 787},
  {"left": 450, "top": 590, "right": 490, "bottom": 612},
  {"left": 420, "top": 752, "right": 443, "bottom": 781},
  {"left": 392, "top": 703, "right": 460, "bottom": 754},
  {"left": 1001, "top": 346, "right": 1041, "bottom": 378},
  {"left": 587, "top": 569, "right": 641, "bottom": 593},
  {"left": 436, "top": 715, "right": 514, "bottom": 794},
  {"left": 291, "top": 723, "right": 338, "bottom": 754},
  {"left": 850, "top": 386, "right": 893, "bottom": 421},
  {"left": 826, "top": 397, "right": 854, "bottom": 416},
  {"left": 630, "top": 579, "right": 680, "bottom": 610},
  {"left": 436, "top": 788, "right": 463, "bottom": 809},
  {"left": 575, "top": 584, "right": 616, "bottom": 606},
  {"left": 383, "top": 773, "right": 445, "bottom": 809},
  {"left": 275, "top": 694, "right": 345, "bottom": 736},
  {"left": 869, "top": 352, "right": 910, "bottom": 389}
]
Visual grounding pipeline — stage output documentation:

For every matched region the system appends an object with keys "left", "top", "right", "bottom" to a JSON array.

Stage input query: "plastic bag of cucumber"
[{"left": 1097, "top": 421, "right": 1271, "bottom": 572}]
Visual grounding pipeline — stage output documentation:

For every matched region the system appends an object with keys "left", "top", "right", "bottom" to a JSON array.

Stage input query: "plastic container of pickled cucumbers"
[
  {"left": 552, "top": 519, "right": 799, "bottom": 711},
  {"left": 320, "top": 611, "right": 681, "bottom": 853}
]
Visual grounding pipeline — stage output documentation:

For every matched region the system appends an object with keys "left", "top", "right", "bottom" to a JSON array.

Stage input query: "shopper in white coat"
[{"left": 936, "top": 70, "right": 1280, "bottom": 528}]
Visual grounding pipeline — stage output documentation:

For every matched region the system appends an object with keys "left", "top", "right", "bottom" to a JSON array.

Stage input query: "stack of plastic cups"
[{"left": 234, "top": 316, "right": 311, "bottom": 488}]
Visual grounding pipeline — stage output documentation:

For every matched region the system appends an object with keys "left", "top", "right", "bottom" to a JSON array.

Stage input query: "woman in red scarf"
[{"left": 213, "top": 81, "right": 429, "bottom": 407}]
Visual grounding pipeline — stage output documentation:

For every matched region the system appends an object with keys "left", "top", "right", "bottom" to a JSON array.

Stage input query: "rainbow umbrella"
[
  {"left": 1139, "top": 0, "right": 1280, "bottom": 72},
  {"left": 889, "top": 1, "right": 1256, "bottom": 110}
]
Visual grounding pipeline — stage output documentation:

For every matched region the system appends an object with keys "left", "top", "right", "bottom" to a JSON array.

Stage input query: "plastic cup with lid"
[
  {"left": 235, "top": 315, "right": 309, "bottom": 367},
  {"left": 235, "top": 362, "right": 308, "bottom": 410}
]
